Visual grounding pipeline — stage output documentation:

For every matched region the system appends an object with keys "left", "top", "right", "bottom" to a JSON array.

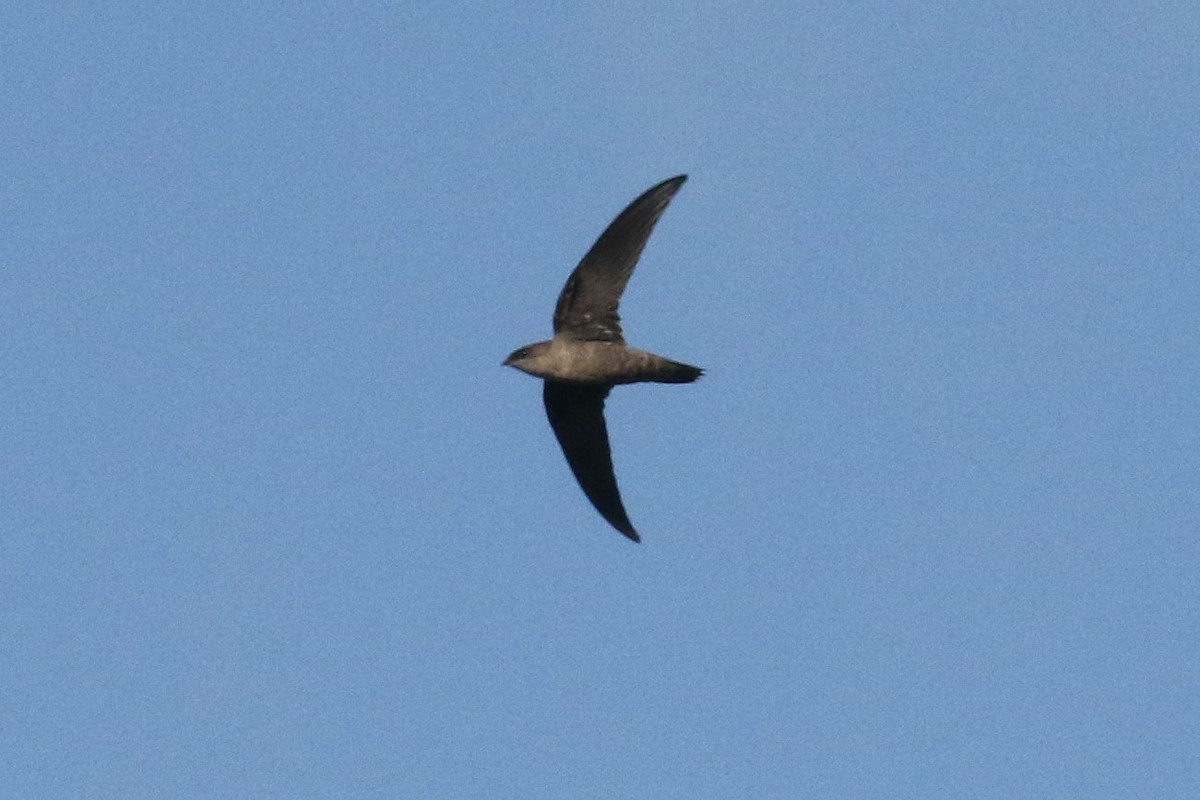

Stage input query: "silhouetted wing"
[
  {"left": 542, "top": 381, "right": 639, "bottom": 542},
  {"left": 552, "top": 175, "right": 687, "bottom": 344}
]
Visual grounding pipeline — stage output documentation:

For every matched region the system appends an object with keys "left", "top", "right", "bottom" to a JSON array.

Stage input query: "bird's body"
[
  {"left": 504, "top": 175, "right": 701, "bottom": 542},
  {"left": 506, "top": 338, "right": 700, "bottom": 386}
]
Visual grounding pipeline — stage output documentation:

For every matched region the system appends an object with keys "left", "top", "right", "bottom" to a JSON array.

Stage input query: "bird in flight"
[{"left": 504, "top": 175, "right": 702, "bottom": 542}]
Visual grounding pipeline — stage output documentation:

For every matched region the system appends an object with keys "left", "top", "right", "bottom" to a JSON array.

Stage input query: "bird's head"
[{"left": 503, "top": 341, "right": 554, "bottom": 377}]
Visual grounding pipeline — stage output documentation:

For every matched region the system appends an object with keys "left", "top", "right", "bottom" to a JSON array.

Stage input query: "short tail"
[{"left": 652, "top": 358, "right": 704, "bottom": 384}]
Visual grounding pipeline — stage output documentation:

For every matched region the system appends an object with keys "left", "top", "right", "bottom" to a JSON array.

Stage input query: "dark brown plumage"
[{"left": 504, "top": 175, "right": 702, "bottom": 542}]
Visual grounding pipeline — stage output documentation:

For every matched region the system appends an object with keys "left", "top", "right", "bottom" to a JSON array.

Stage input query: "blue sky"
[{"left": 3, "top": 3, "right": 1198, "bottom": 797}]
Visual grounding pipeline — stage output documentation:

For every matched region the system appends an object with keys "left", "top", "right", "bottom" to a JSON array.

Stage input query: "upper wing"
[
  {"left": 542, "top": 381, "right": 639, "bottom": 542},
  {"left": 552, "top": 175, "right": 687, "bottom": 343}
]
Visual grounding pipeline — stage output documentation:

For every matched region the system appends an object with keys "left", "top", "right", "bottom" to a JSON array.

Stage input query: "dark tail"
[{"left": 652, "top": 358, "right": 704, "bottom": 384}]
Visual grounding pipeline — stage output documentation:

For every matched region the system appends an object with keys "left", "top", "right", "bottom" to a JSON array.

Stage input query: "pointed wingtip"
[
  {"left": 621, "top": 527, "right": 641, "bottom": 544},
  {"left": 646, "top": 175, "right": 687, "bottom": 196}
]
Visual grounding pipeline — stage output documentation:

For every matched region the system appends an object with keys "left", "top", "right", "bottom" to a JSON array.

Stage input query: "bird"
[{"left": 503, "top": 175, "right": 702, "bottom": 542}]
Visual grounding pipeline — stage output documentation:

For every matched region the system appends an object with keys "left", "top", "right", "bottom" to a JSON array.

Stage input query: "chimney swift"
[{"left": 504, "top": 175, "right": 702, "bottom": 543}]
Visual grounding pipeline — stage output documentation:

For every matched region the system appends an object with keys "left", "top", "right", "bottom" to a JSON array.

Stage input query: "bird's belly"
[{"left": 550, "top": 340, "right": 653, "bottom": 384}]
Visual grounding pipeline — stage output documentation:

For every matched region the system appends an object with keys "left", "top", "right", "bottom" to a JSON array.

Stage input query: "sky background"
[{"left": 3, "top": 3, "right": 1198, "bottom": 798}]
